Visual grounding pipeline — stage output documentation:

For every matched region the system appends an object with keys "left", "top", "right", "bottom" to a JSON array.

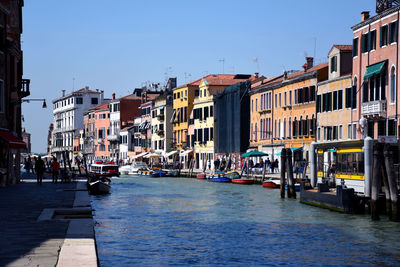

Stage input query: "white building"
[
  {"left": 51, "top": 86, "right": 104, "bottom": 162},
  {"left": 151, "top": 94, "right": 173, "bottom": 156},
  {"left": 120, "top": 125, "right": 134, "bottom": 164}
]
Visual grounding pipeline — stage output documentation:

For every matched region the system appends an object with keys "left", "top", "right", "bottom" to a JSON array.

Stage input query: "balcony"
[
  {"left": 98, "top": 138, "right": 104, "bottom": 144},
  {"left": 19, "top": 79, "right": 30, "bottom": 98},
  {"left": 107, "top": 134, "right": 119, "bottom": 141},
  {"left": 362, "top": 100, "right": 387, "bottom": 118}
]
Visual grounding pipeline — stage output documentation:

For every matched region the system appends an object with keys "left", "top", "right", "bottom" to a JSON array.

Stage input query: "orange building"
[
  {"left": 250, "top": 58, "right": 328, "bottom": 163},
  {"left": 83, "top": 103, "right": 111, "bottom": 163}
]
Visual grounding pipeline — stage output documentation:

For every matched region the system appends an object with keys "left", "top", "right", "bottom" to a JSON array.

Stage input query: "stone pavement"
[{"left": 0, "top": 172, "right": 97, "bottom": 267}]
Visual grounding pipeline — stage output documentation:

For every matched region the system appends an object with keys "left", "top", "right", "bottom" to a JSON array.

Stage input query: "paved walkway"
[{"left": 0, "top": 172, "right": 97, "bottom": 267}]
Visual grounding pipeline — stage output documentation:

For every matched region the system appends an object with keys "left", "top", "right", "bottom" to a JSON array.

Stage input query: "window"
[
  {"left": 369, "top": 30, "right": 377, "bottom": 51},
  {"left": 345, "top": 87, "right": 352, "bottom": 108},
  {"left": 388, "top": 119, "right": 396, "bottom": 136},
  {"left": 330, "top": 56, "right": 337, "bottom": 73},
  {"left": 210, "top": 106, "right": 213, "bottom": 117},
  {"left": 256, "top": 98, "right": 258, "bottom": 111},
  {"left": 275, "top": 94, "right": 277, "bottom": 108},
  {"left": 362, "top": 33, "right": 369, "bottom": 53},
  {"left": 251, "top": 100, "right": 254, "bottom": 113},
  {"left": 339, "top": 125, "right": 343, "bottom": 139},
  {"left": 353, "top": 37, "right": 359, "bottom": 57},
  {"left": 76, "top": 97, "right": 83, "bottom": 104},
  {"left": 378, "top": 120, "right": 387, "bottom": 136},
  {"left": 338, "top": 90, "right": 343, "bottom": 109},
  {"left": 333, "top": 91, "right": 338, "bottom": 110},
  {"left": 389, "top": 21, "right": 398, "bottom": 44},
  {"left": 391, "top": 67, "right": 396, "bottom": 103},
  {"left": 380, "top": 25, "right": 388, "bottom": 47},
  {"left": 289, "top": 91, "right": 292, "bottom": 105},
  {"left": 177, "top": 92, "right": 180, "bottom": 98},
  {"left": 317, "top": 127, "right": 321, "bottom": 141},
  {"left": 284, "top": 92, "right": 287, "bottom": 106},
  {"left": 184, "top": 107, "right": 187, "bottom": 122},
  {"left": 316, "top": 95, "right": 321, "bottom": 113},
  {"left": 91, "top": 98, "right": 98, "bottom": 105},
  {"left": 174, "top": 93, "right": 176, "bottom": 99}
]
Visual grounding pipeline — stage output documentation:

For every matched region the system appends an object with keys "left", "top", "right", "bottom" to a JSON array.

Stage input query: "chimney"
[
  {"left": 62, "top": 89, "right": 66, "bottom": 97},
  {"left": 306, "top": 57, "right": 314, "bottom": 69},
  {"left": 361, "top": 11, "right": 370, "bottom": 22},
  {"left": 85, "top": 86, "right": 89, "bottom": 92},
  {"left": 283, "top": 71, "right": 288, "bottom": 80},
  {"left": 254, "top": 72, "right": 259, "bottom": 78},
  {"left": 112, "top": 93, "right": 116, "bottom": 100}
]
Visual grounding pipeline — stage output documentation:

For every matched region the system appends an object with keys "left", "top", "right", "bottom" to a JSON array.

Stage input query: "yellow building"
[
  {"left": 172, "top": 79, "right": 201, "bottom": 151},
  {"left": 317, "top": 45, "right": 354, "bottom": 141},
  {"left": 193, "top": 74, "right": 255, "bottom": 170}
]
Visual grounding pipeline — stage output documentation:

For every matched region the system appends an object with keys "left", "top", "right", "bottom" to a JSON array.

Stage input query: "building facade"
[
  {"left": 151, "top": 93, "right": 173, "bottom": 156},
  {"left": 352, "top": 7, "right": 400, "bottom": 139},
  {"left": 51, "top": 87, "right": 104, "bottom": 162},
  {"left": 317, "top": 45, "right": 354, "bottom": 141},
  {"left": 250, "top": 59, "right": 328, "bottom": 162},
  {"left": 0, "top": 0, "right": 30, "bottom": 185}
]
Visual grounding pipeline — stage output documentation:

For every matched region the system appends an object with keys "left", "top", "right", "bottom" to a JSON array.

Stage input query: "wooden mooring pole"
[
  {"left": 371, "top": 143, "right": 383, "bottom": 221},
  {"left": 280, "top": 148, "right": 287, "bottom": 199},
  {"left": 286, "top": 148, "right": 296, "bottom": 199},
  {"left": 384, "top": 144, "right": 399, "bottom": 221}
]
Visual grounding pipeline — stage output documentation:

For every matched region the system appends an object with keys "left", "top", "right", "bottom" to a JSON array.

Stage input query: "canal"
[{"left": 91, "top": 176, "right": 400, "bottom": 266}]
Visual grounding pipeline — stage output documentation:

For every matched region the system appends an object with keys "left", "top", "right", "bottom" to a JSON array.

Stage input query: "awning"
[
  {"left": 133, "top": 152, "right": 148, "bottom": 159},
  {"left": 364, "top": 61, "right": 386, "bottom": 79},
  {"left": 0, "top": 130, "right": 27, "bottom": 149},
  {"left": 170, "top": 110, "right": 176, "bottom": 123},
  {"left": 144, "top": 153, "right": 161, "bottom": 158},
  {"left": 240, "top": 150, "right": 268, "bottom": 157},
  {"left": 291, "top": 147, "right": 302, "bottom": 152},
  {"left": 165, "top": 150, "right": 178, "bottom": 157},
  {"left": 180, "top": 149, "right": 193, "bottom": 157},
  {"left": 139, "top": 122, "right": 146, "bottom": 130},
  {"left": 145, "top": 122, "right": 151, "bottom": 129}
]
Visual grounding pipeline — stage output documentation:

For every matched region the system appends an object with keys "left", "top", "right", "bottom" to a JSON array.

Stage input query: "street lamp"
[
  {"left": 20, "top": 98, "right": 47, "bottom": 108},
  {"left": 359, "top": 117, "right": 367, "bottom": 139}
]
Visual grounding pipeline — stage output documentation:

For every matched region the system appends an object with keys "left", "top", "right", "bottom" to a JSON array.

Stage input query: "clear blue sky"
[{"left": 22, "top": 0, "right": 376, "bottom": 153}]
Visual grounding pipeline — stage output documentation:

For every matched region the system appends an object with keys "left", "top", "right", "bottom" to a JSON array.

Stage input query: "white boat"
[
  {"left": 119, "top": 161, "right": 149, "bottom": 175},
  {"left": 90, "top": 162, "right": 120, "bottom": 177}
]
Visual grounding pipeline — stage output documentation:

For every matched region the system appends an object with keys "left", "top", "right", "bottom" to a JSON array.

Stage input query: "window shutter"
[
  {"left": 395, "top": 21, "right": 398, "bottom": 43},
  {"left": 367, "top": 32, "right": 372, "bottom": 51},
  {"left": 389, "top": 23, "right": 393, "bottom": 44},
  {"left": 380, "top": 26, "right": 384, "bottom": 47}
]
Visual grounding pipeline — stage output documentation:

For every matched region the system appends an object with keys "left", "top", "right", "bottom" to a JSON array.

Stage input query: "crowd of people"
[{"left": 24, "top": 156, "right": 63, "bottom": 185}]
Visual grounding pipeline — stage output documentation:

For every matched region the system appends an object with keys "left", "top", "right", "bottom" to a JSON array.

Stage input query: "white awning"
[
  {"left": 145, "top": 122, "right": 151, "bottom": 129},
  {"left": 180, "top": 149, "right": 193, "bottom": 157},
  {"left": 175, "top": 109, "right": 181, "bottom": 122},
  {"left": 144, "top": 152, "right": 162, "bottom": 158},
  {"left": 133, "top": 152, "right": 148, "bottom": 159},
  {"left": 139, "top": 122, "right": 146, "bottom": 130},
  {"left": 165, "top": 150, "right": 178, "bottom": 157}
]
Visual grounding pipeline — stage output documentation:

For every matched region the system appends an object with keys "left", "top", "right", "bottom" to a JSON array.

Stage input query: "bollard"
[
  {"left": 286, "top": 148, "right": 296, "bottom": 199},
  {"left": 371, "top": 143, "right": 383, "bottom": 221},
  {"left": 364, "top": 137, "right": 373, "bottom": 197},
  {"left": 280, "top": 148, "right": 287, "bottom": 199},
  {"left": 384, "top": 144, "right": 399, "bottom": 221}
]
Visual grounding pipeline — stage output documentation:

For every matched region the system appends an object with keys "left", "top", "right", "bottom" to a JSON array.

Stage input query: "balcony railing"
[
  {"left": 362, "top": 100, "right": 387, "bottom": 117},
  {"left": 19, "top": 79, "right": 30, "bottom": 98}
]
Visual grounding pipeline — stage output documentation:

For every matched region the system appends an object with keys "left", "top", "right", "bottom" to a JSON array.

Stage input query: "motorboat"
[
  {"left": 88, "top": 177, "right": 111, "bottom": 194},
  {"left": 206, "top": 171, "right": 232, "bottom": 183},
  {"left": 262, "top": 178, "right": 280, "bottom": 188},
  {"left": 225, "top": 171, "right": 254, "bottom": 184},
  {"left": 119, "top": 161, "right": 149, "bottom": 175},
  {"left": 196, "top": 173, "right": 206, "bottom": 179},
  {"left": 89, "top": 162, "right": 119, "bottom": 177}
]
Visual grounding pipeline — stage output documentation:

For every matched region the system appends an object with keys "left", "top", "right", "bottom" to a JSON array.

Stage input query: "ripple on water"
[{"left": 92, "top": 176, "right": 400, "bottom": 266}]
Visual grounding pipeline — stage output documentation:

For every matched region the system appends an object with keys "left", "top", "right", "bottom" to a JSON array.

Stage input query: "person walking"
[
  {"left": 51, "top": 157, "right": 60, "bottom": 183},
  {"left": 35, "top": 156, "right": 45, "bottom": 185}
]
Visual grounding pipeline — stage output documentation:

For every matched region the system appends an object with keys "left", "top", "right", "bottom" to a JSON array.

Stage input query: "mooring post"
[
  {"left": 381, "top": 163, "right": 391, "bottom": 217},
  {"left": 280, "top": 148, "right": 287, "bottom": 199},
  {"left": 286, "top": 148, "right": 296, "bottom": 199},
  {"left": 262, "top": 157, "right": 266, "bottom": 182},
  {"left": 310, "top": 142, "right": 317, "bottom": 188},
  {"left": 384, "top": 143, "right": 399, "bottom": 221},
  {"left": 364, "top": 137, "right": 373, "bottom": 198},
  {"left": 371, "top": 143, "right": 383, "bottom": 221}
]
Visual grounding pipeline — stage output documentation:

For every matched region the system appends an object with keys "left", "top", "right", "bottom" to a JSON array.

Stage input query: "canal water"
[{"left": 91, "top": 176, "right": 400, "bottom": 266}]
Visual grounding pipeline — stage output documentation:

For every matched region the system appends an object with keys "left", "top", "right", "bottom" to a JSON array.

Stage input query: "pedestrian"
[
  {"left": 208, "top": 159, "right": 211, "bottom": 170},
  {"left": 35, "top": 156, "right": 45, "bottom": 185},
  {"left": 24, "top": 158, "right": 30, "bottom": 174},
  {"left": 274, "top": 159, "right": 279, "bottom": 173},
  {"left": 51, "top": 157, "right": 60, "bottom": 183},
  {"left": 266, "top": 158, "right": 271, "bottom": 173}
]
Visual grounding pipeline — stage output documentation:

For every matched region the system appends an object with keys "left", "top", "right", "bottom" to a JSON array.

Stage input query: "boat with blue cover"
[{"left": 206, "top": 171, "right": 232, "bottom": 182}]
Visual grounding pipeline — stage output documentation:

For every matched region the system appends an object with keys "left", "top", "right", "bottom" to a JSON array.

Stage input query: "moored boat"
[
  {"left": 206, "top": 171, "right": 232, "bottom": 183},
  {"left": 232, "top": 178, "right": 254, "bottom": 184},
  {"left": 88, "top": 177, "right": 111, "bottom": 194},
  {"left": 196, "top": 173, "right": 206, "bottom": 179},
  {"left": 262, "top": 178, "right": 280, "bottom": 188}
]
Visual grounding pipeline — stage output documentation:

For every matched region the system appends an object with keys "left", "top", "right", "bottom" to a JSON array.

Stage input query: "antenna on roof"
[
  {"left": 219, "top": 58, "right": 225, "bottom": 74},
  {"left": 253, "top": 57, "right": 260, "bottom": 73}
]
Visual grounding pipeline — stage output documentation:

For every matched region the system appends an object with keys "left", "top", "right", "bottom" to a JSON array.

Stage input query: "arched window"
[
  {"left": 288, "top": 117, "right": 292, "bottom": 138},
  {"left": 278, "top": 119, "right": 281, "bottom": 139},
  {"left": 293, "top": 117, "right": 297, "bottom": 137},
  {"left": 304, "top": 115, "right": 309, "bottom": 136},
  {"left": 283, "top": 118, "right": 286, "bottom": 139},
  {"left": 391, "top": 66, "right": 396, "bottom": 104}
]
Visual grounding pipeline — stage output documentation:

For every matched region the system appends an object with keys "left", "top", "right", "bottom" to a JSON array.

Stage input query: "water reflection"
[{"left": 92, "top": 176, "right": 400, "bottom": 266}]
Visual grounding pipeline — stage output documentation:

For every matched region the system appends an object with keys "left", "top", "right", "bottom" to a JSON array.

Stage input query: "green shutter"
[{"left": 380, "top": 26, "right": 384, "bottom": 47}]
